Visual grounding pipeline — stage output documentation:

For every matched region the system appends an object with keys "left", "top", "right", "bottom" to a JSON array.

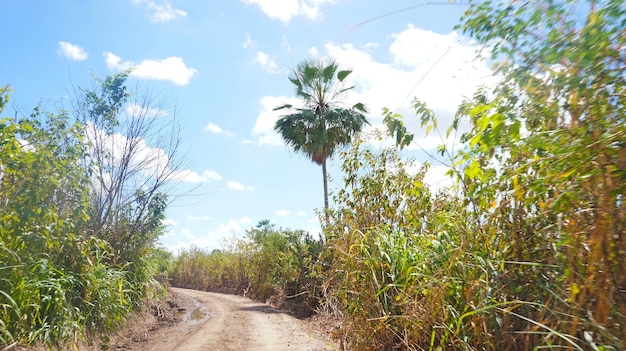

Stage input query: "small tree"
[{"left": 74, "top": 72, "right": 184, "bottom": 281}]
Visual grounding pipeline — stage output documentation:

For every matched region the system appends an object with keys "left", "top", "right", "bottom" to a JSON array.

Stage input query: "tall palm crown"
[{"left": 274, "top": 59, "right": 368, "bottom": 212}]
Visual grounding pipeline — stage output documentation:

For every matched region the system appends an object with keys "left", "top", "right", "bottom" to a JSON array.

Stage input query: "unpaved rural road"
[{"left": 125, "top": 287, "right": 336, "bottom": 351}]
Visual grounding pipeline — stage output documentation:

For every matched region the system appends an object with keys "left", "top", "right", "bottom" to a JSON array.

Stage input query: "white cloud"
[
  {"left": 226, "top": 181, "right": 255, "bottom": 192},
  {"left": 58, "top": 41, "right": 88, "bottom": 61},
  {"left": 204, "top": 122, "right": 235, "bottom": 137},
  {"left": 186, "top": 215, "right": 213, "bottom": 223},
  {"left": 325, "top": 27, "right": 496, "bottom": 150},
  {"left": 251, "top": 95, "right": 301, "bottom": 145},
  {"left": 104, "top": 52, "right": 197, "bottom": 86},
  {"left": 328, "top": 26, "right": 495, "bottom": 115},
  {"left": 163, "top": 217, "right": 255, "bottom": 252},
  {"left": 104, "top": 52, "right": 125, "bottom": 70},
  {"left": 167, "top": 222, "right": 238, "bottom": 252},
  {"left": 171, "top": 169, "right": 223, "bottom": 183},
  {"left": 227, "top": 181, "right": 244, "bottom": 191},
  {"left": 424, "top": 164, "right": 454, "bottom": 192},
  {"left": 281, "top": 34, "right": 291, "bottom": 52},
  {"left": 276, "top": 209, "right": 290, "bottom": 216},
  {"left": 242, "top": 0, "right": 335, "bottom": 23},
  {"left": 255, "top": 51, "right": 278, "bottom": 73},
  {"left": 297, "top": 211, "right": 306, "bottom": 216},
  {"left": 84, "top": 122, "right": 171, "bottom": 181},
  {"left": 250, "top": 26, "right": 496, "bottom": 153},
  {"left": 125, "top": 103, "right": 168, "bottom": 118},
  {"left": 132, "top": 0, "right": 187, "bottom": 22},
  {"left": 405, "top": 162, "right": 454, "bottom": 193},
  {"left": 243, "top": 33, "right": 255, "bottom": 49}
]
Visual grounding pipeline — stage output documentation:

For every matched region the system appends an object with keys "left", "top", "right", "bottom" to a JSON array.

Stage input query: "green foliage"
[
  {"left": 170, "top": 224, "right": 323, "bottom": 316},
  {"left": 274, "top": 59, "right": 369, "bottom": 211},
  {"left": 316, "top": 1, "right": 625, "bottom": 349},
  {"left": 323, "top": 133, "right": 500, "bottom": 349},
  {"left": 0, "top": 109, "right": 131, "bottom": 347},
  {"left": 0, "top": 85, "right": 11, "bottom": 113},
  {"left": 449, "top": 0, "right": 625, "bottom": 348},
  {"left": 0, "top": 75, "right": 174, "bottom": 348},
  {"left": 151, "top": 245, "right": 175, "bottom": 275},
  {"left": 382, "top": 108, "right": 414, "bottom": 149}
]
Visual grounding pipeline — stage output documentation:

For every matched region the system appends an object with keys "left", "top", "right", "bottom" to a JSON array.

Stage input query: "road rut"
[{"left": 125, "top": 287, "right": 335, "bottom": 351}]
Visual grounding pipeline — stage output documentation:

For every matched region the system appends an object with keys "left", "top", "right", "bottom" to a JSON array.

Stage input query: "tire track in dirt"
[{"left": 127, "top": 287, "right": 335, "bottom": 351}]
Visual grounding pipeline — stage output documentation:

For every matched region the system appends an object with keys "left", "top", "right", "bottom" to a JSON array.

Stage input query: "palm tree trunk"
[{"left": 322, "top": 159, "right": 329, "bottom": 222}]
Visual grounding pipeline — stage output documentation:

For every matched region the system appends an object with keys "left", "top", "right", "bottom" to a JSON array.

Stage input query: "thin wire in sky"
[{"left": 347, "top": 1, "right": 470, "bottom": 33}]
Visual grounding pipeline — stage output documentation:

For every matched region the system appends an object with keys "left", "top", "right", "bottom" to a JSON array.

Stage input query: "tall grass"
[
  {"left": 0, "top": 83, "right": 170, "bottom": 349},
  {"left": 321, "top": 133, "right": 622, "bottom": 350}
]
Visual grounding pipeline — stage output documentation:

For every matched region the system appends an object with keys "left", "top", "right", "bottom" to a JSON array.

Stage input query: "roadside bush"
[
  {"left": 0, "top": 76, "right": 177, "bottom": 348},
  {"left": 170, "top": 224, "right": 323, "bottom": 316},
  {"left": 322, "top": 123, "right": 623, "bottom": 350}
]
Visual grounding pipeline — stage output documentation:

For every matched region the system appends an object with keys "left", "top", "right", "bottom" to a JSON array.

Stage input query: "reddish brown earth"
[{"left": 81, "top": 287, "right": 337, "bottom": 351}]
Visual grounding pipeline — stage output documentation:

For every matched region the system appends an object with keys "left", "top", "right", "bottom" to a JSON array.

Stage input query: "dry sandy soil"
[{"left": 85, "top": 287, "right": 337, "bottom": 351}]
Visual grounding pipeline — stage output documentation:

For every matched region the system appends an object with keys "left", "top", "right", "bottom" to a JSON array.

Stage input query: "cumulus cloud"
[
  {"left": 204, "top": 122, "right": 235, "bottom": 137},
  {"left": 255, "top": 51, "right": 278, "bottom": 73},
  {"left": 85, "top": 120, "right": 222, "bottom": 187},
  {"left": 84, "top": 122, "right": 171, "bottom": 180},
  {"left": 251, "top": 96, "right": 301, "bottom": 145},
  {"left": 242, "top": 0, "right": 335, "bottom": 23},
  {"left": 186, "top": 215, "right": 213, "bottom": 223},
  {"left": 227, "top": 181, "right": 245, "bottom": 191},
  {"left": 239, "top": 216, "right": 253, "bottom": 225},
  {"left": 58, "top": 41, "right": 88, "bottom": 61},
  {"left": 171, "top": 169, "right": 223, "bottom": 183},
  {"left": 132, "top": 0, "right": 187, "bottom": 22},
  {"left": 125, "top": 103, "right": 168, "bottom": 118},
  {"left": 275, "top": 209, "right": 290, "bottom": 216},
  {"left": 104, "top": 52, "right": 197, "bottom": 86},
  {"left": 334, "top": 26, "right": 494, "bottom": 112},
  {"left": 226, "top": 181, "right": 254, "bottom": 192},
  {"left": 251, "top": 25, "right": 496, "bottom": 152},
  {"left": 162, "top": 216, "right": 258, "bottom": 252}
]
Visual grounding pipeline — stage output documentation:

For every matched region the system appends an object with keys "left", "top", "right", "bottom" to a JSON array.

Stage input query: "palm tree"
[{"left": 274, "top": 59, "right": 368, "bottom": 215}]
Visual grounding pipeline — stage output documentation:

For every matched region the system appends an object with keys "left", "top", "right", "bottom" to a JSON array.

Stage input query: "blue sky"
[{"left": 1, "top": 1, "right": 495, "bottom": 253}]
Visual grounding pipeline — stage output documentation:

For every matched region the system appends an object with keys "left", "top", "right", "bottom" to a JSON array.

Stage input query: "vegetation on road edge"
[{"left": 0, "top": 73, "right": 180, "bottom": 349}]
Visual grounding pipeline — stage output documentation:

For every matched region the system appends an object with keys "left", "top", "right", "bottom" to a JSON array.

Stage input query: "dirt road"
[{"left": 124, "top": 287, "right": 336, "bottom": 351}]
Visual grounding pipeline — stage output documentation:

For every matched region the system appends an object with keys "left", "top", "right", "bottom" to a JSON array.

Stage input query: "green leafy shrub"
[
  {"left": 0, "top": 75, "right": 176, "bottom": 348},
  {"left": 170, "top": 224, "right": 323, "bottom": 316}
]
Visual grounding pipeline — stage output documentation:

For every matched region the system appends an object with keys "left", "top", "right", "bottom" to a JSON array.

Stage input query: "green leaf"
[
  {"left": 337, "top": 70, "right": 351, "bottom": 82},
  {"left": 352, "top": 102, "right": 366, "bottom": 113},
  {"left": 273, "top": 104, "right": 293, "bottom": 111},
  {"left": 464, "top": 160, "right": 483, "bottom": 179}
]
